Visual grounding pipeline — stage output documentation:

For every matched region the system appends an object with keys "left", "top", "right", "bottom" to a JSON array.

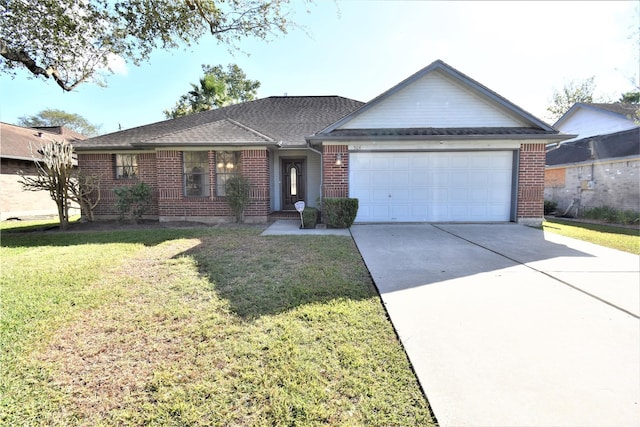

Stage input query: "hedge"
[{"left": 323, "top": 198, "right": 358, "bottom": 228}]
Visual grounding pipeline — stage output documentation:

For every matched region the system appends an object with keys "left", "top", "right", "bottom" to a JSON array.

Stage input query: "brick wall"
[
  {"left": 517, "top": 143, "right": 546, "bottom": 220},
  {"left": 545, "top": 159, "right": 640, "bottom": 214},
  {"left": 72, "top": 148, "right": 271, "bottom": 222},
  {"left": 156, "top": 149, "right": 270, "bottom": 220},
  {"left": 322, "top": 145, "right": 349, "bottom": 198},
  {"left": 156, "top": 150, "right": 223, "bottom": 219},
  {"left": 78, "top": 152, "right": 159, "bottom": 217},
  {"left": 241, "top": 149, "right": 270, "bottom": 216}
]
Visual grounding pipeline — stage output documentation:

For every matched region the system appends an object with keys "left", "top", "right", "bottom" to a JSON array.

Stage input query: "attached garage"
[
  {"left": 349, "top": 151, "right": 514, "bottom": 222},
  {"left": 310, "top": 60, "right": 572, "bottom": 226}
]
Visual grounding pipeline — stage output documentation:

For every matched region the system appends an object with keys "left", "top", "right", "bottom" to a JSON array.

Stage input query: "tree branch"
[{"left": 0, "top": 39, "right": 86, "bottom": 91}]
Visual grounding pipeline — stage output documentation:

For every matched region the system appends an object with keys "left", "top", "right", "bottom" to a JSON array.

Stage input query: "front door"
[{"left": 282, "top": 158, "right": 305, "bottom": 210}]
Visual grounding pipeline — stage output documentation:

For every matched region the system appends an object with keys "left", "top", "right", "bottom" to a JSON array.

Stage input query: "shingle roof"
[
  {"left": 546, "top": 127, "right": 640, "bottom": 166},
  {"left": 1, "top": 122, "right": 87, "bottom": 161},
  {"left": 316, "top": 127, "right": 558, "bottom": 140},
  {"left": 148, "top": 119, "right": 275, "bottom": 145},
  {"left": 74, "top": 96, "right": 365, "bottom": 151}
]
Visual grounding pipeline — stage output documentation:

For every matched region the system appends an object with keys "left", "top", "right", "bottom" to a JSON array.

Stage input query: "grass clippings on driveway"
[{"left": 0, "top": 226, "right": 435, "bottom": 426}]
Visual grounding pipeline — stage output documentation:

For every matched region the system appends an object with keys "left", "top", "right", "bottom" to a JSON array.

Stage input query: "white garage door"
[{"left": 350, "top": 151, "right": 514, "bottom": 222}]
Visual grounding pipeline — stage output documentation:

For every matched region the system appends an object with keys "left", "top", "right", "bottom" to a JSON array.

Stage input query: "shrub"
[
  {"left": 113, "top": 182, "right": 152, "bottom": 222},
  {"left": 323, "top": 198, "right": 358, "bottom": 228},
  {"left": 301, "top": 207, "right": 318, "bottom": 229},
  {"left": 582, "top": 206, "right": 640, "bottom": 226},
  {"left": 225, "top": 175, "right": 251, "bottom": 223},
  {"left": 544, "top": 200, "right": 558, "bottom": 215}
]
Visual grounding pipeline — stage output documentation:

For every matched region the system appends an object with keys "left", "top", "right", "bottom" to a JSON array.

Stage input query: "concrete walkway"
[
  {"left": 350, "top": 223, "right": 640, "bottom": 427},
  {"left": 261, "top": 219, "right": 351, "bottom": 236}
]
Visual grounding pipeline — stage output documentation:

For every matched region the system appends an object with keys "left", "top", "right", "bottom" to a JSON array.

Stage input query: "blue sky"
[{"left": 1, "top": 1, "right": 637, "bottom": 135}]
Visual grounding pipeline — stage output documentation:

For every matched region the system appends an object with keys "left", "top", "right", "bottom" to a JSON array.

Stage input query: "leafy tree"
[
  {"left": 619, "top": 91, "right": 640, "bottom": 103},
  {"left": 18, "top": 140, "right": 100, "bottom": 229},
  {"left": 164, "top": 63, "right": 260, "bottom": 118},
  {"left": 1, "top": 0, "right": 299, "bottom": 91},
  {"left": 17, "top": 109, "right": 101, "bottom": 136},
  {"left": 547, "top": 77, "right": 596, "bottom": 121}
]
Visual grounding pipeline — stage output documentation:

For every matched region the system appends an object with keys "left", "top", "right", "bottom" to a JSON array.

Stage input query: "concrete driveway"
[{"left": 350, "top": 223, "right": 640, "bottom": 427}]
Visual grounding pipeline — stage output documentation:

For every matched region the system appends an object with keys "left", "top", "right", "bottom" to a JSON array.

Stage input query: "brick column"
[
  {"left": 322, "top": 145, "right": 349, "bottom": 198},
  {"left": 517, "top": 143, "right": 546, "bottom": 225},
  {"left": 241, "top": 148, "right": 270, "bottom": 218},
  {"left": 156, "top": 150, "right": 183, "bottom": 217}
]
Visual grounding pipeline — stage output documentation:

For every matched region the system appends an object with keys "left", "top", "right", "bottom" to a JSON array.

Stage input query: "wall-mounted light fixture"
[{"left": 335, "top": 153, "right": 343, "bottom": 166}]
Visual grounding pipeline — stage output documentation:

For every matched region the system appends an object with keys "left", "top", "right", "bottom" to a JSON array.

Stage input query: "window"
[
  {"left": 183, "top": 151, "right": 210, "bottom": 197},
  {"left": 115, "top": 154, "right": 138, "bottom": 179},
  {"left": 216, "top": 151, "right": 240, "bottom": 196}
]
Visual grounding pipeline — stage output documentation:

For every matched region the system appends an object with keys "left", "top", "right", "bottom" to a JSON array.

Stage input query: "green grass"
[
  {"left": 0, "top": 216, "right": 81, "bottom": 232},
  {"left": 543, "top": 218, "right": 640, "bottom": 254},
  {"left": 0, "top": 226, "right": 435, "bottom": 426}
]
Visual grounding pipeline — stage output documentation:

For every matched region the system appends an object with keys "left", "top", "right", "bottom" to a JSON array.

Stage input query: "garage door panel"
[
  {"left": 372, "top": 189, "right": 390, "bottom": 201},
  {"left": 450, "top": 156, "right": 470, "bottom": 168},
  {"left": 350, "top": 151, "right": 514, "bottom": 222},
  {"left": 450, "top": 174, "right": 468, "bottom": 186},
  {"left": 371, "top": 173, "right": 390, "bottom": 186},
  {"left": 411, "top": 157, "right": 430, "bottom": 168},
  {"left": 392, "top": 172, "right": 410, "bottom": 187}
]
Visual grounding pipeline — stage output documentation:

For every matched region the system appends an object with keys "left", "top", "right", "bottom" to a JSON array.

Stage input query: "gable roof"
[
  {"left": 1, "top": 122, "right": 87, "bottom": 161},
  {"left": 148, "top": 119, "right": 275, "bottom": 145},
  {"left": 554, "top": 103, "right": 640, "bottom": 128},
  {"left": 74, "top": 96, "right": 364, "bottom": 151},
  {"left": 546, "top": 127, "right": 640, "bottom": 166},
  {"left": 312, "top": 59, "right": 558, "bottom": 141}
]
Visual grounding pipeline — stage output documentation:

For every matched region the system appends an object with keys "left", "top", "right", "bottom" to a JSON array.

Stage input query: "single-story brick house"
[
  {"left": 74, "top": 60, "right": 571, "bottom": 225},
  {"left": 545, "top": 103, "right": 640, "bottom": 215},
  {"left": 1, "top": 123, "right": 85, "bottom": 220}
]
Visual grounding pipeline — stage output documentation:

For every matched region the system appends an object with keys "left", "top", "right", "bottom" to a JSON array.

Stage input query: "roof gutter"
[{"left": 307, "top": 134, "right": 576, "bottom": 143}]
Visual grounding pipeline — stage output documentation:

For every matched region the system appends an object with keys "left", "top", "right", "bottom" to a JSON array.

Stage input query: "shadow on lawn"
[
  {"left": 182, "top": 234, "right": 374, "bottom": 319},
  {"left": 2, "top": 224, "right": 370, "bottom": 319},
  {"left": 0, "top": 222, "right": 264, "bottom": 248}
]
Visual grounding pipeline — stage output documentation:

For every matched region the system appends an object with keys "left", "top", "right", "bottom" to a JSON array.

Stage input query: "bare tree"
[
  {"left": 18, "top": 140, "right": 99, "bottom": 229},
  {"left": 70, "top": 172, "right": 101, "bottom": 222}
]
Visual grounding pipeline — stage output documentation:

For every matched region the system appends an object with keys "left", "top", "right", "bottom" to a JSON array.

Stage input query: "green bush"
[
  {"left": 544, "top": 200, "right": 558, "bottom": 215},
  {"left": 301, "top": 207, "right": 318, "bottom": 229},
  {"left": 225, "top": 175, "right": 251, "bottom": 223},
  {"left": 113, "top": 182, "right": 152, "bottom": 222},
  {"left": 323, "top": 198, "right": 358, "bottom": 228},
  {"left": 582, "top": 206, "right": 640, "bottom": 226}
]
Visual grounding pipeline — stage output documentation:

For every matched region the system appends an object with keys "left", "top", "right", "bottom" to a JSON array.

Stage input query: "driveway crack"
[{"left": 432, "top": 224, "right": 639, "bottom": 319}]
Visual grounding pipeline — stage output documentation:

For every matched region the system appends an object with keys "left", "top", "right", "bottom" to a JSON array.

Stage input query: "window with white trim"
[{"left": 183, "top": 151, "right": 210, "bottom": 197}]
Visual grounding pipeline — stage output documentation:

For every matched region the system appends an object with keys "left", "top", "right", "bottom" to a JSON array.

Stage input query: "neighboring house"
[
  {"left": 545, "top": 103, "right": 640, "bottom": 215},
  {"left": 74, "top": 60, "right": 569, "bottom": 225},
  {"left": 0, "top": 123, "right": 86, "bottom": 220}
]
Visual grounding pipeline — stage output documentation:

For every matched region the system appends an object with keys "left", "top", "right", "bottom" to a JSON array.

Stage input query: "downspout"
[{"left": 307, "top": 142, "right": 323, "bottom": 209}]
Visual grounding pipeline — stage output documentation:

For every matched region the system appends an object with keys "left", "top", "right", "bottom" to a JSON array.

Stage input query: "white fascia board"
[{"left": 338, "top": 140, "right": 526, "bottom": 151}]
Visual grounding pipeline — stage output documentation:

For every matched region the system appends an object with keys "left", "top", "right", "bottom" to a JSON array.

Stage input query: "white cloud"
[{"left": 107, "top": 54, "right": 128, "bottom": 76}]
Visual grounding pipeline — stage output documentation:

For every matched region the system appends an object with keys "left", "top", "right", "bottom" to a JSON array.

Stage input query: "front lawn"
[
  {"left": 0, "top": 225, "right": 435, "bottom": 426},
  {"left": 543, "top": 218, "right": 640, "bottom": 255}
]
